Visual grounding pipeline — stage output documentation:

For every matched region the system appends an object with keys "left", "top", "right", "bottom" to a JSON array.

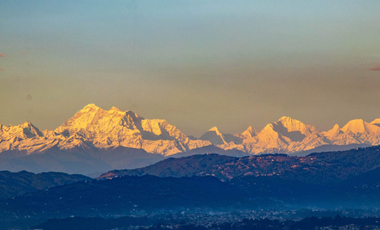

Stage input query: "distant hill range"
[
  {"left": 99, "top": 145, "right": 380, "bottom": 184},
  {"left": 0, "top": 170, "right": 90, "bottom": 199},
  {"left": 5, "top": 147, "right": 380, "bottom": 221},
  {"left": 1, "top": 104, "right": 380, "bottom": 174},
  {"left": 3, "top": 146, "right": 380, "bottom": 225}
]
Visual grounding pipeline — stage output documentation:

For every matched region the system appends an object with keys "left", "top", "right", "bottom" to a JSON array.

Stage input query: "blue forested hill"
[
  {"left": 0, "top": 170, "right": 90, "bottom": 199},
  {"left": 99, "top": 146, "right": 380, "bottom": 184}
]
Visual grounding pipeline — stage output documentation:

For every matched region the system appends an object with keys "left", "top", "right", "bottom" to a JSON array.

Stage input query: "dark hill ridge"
[
  {"left": 5, "top": 168, "right": 380, "bottom": 221},
  {"left": 0, "top": 170, "right": 90, "bottom": 199},
  {"left": 99, "top": 146, "right": 380, "bottom": 184},
  {"left": 172, "top": 145, "right": 247, "bottom": 158},
  {"left": 0, "top": 175, "right": 249, "bottom": 218},
  {"left": 5, "top": 147, "right": 380, "bottom": 224},
  {"left": 99, "top": 153, "right": 236, "bottom": 180}
]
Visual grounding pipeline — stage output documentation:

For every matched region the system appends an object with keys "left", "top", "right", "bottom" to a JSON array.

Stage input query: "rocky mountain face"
[
  {"left": 0, "top": 104, "right": 210, "bottom": 157},
  {"left": 1, "top": 104, "right": 380, "bottom": 161},
  {"left": 53, "top": 104, "right": 211, "bottom": 156},
  {"left": 202, "top": 116, "right": 380, "bottom": 155}
]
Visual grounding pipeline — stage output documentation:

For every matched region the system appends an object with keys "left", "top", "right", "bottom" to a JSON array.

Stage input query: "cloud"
[{"left": 0, "top": 53, "right": 5, "bottom": 57}]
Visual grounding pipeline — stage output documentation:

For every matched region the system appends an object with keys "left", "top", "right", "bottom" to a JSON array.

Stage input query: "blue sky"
[{"left": 1, "top": 1, "right": 380, "bottom": 136}]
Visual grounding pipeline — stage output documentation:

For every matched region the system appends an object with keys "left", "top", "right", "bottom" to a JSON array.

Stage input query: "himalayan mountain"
[{"left": 0, "top": 104, "right": 379, "bottom": 174}]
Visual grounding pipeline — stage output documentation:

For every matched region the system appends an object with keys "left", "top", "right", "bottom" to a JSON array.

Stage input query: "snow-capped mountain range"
[{"left": 1, "top": 104, "right": 380, "bottom": 157}]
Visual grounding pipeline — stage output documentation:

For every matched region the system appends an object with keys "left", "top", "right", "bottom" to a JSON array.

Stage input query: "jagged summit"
[
  {"left": 265, "top": 116, "right": 317, "bottom": 142},
  {"left": 277, "top": 116, "right": 301, "bottom": 123},
  {"left": 208, "top": 126, "right": 222, "bottom": 133},
  {"left": 50, "top": 104, "right": 210, "bottom": 156},
  {"left": 322, "top": 124, "right": 342, "bottom": 139},
  {"left": 86, "top": 103, "right": 98, "bottom": 107},
  {"left": 22, "top": 121, "right": 32, "bottom": 126},
  {"left": 109, "top": 106, "right": 124, "bottom": 113},
  {"left": 81, "top": 104, "right": 135, "bottom": 116},
  {"left": 341, "top": 119, "right": 365, "bottom": 133},
  {"left": 200, "top": 127, "right": 225, "bottom": 145},
  {"left": 209, "top": 126, "right": 218, "bottom": 131},
  {"left": 240, "top": 126, "right": 257, "bottom": 138},
  {"left": 341, "top": 119, "right": 380, "bottom": 135},
  {"left": 1, "top": 121, "right": 33, "bottom": 129},
  {"left": 0, "top": 120, "right": 42, "bottom": 134},
  {"left": 327, "top": 124, "right": 340, "bottom": 133},
  {"left": 278, "top": 116, "right": 293, "bottom": 121},
  {"left": 2, "top": 104, "right": 380, "bottom": 157},
  {"left": 275, "top": 116, "right": 312, "bottom": 133},
  {"left": 82, "top": 103, "right": 100, "bottom": 110},
  {"left": 371, "top": 119, "right": 380, "bottom": 127}
]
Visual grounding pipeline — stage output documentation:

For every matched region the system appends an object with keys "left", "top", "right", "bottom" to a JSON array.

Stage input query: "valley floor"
[{"left": 10, "top": 209, "right": 380, "bottom": 230}]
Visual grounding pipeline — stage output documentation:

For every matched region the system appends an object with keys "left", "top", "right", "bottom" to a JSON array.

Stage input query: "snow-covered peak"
[
  {"left": 124, "top": 110, "right": 140, "bottom": 118},
  {"left": 208, "top": 126, "right": 222, "bottom": 134},
  {"left": 2, "top": 103, "right": 380, "bottom": 157},
  {"left": 278, "top": 116, "right": 293, "bottom": 121},
  {"left": 21, "top": 121, "right": 32, "bottom": 128},
  {"left": 14, "top": 121, "right": 36, "bottom": 130},
  {"left": 82, "top": 103, "right": 100, "bottom": 111},
  {"left": 371, "top": 119, "right": 380, "bottom": 127},
  {"left": 109, "top": 106, "right": 124, "bottom": 113},
  {"left": 341, "top": 119, "right": 380, "bottom": 135},
  {"left": 141, "top": 119, "right": 166, "bottom": 136},
  {"left": 322, "top": 124, "right": 342, "bottom": 138},
  {"left": 259, "top": 124, "right": 278, "bottom": 136},
  {"left": 55, "top": 104, "right": 139, "bottom": 135},
  {"left": 0, "top": 121, "right": 43, "bottom": 139},
  {"left": 341, "top": 119, "right": 365, "bottom": 133},
  {"left": 50, "top": 104, "right": 194, "bottom": 155},
  {"left": 200, "top": 127, "right": 225, "bottom": 145},
  {"left": 330, "top": 124, "right": 340, "bottom": 133},
  {"left": 275, "top": 116, "right": 308, "bottom": 132},
  {"left": 241, "top": 126, "right": 257, "bottom": 138},
  {"left": 255, "top": 117, "right": 318, "bottom": 143}
]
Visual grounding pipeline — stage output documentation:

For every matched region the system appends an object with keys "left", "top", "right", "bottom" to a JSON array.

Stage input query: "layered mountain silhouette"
[
  {"left": 98, "top": 146, "right": 380, "bottom": 184},
  {"left": 0, "top": 170, "right": 90, "bottom": 199},
  {"left": 2, "top": 104, "right": 380, "bottom": 174},
  {"left": 5, "top": 147, "right": 380, "bottom": 224}
]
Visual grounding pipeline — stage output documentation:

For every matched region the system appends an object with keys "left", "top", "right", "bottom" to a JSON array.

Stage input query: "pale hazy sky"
[{"left": 1, "top": 1, "right": 380, "bottom": 137}]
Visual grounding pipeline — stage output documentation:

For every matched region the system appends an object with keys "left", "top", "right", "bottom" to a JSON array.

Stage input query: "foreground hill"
[
  {"left": 4, "top": 147, "right": 380, "bottom": 227},
  {"left": 4, "top": 168, "right": 380, "bottom": 221},
  {"left": 0, "top": 170, "right": 90, "bottom": 199},
  {"left": 100, "top": 154, "right": 237, "bottom": 180},
  {"left": 0, "top": 176, "right": 248, "bottom": 218},
  {"left": 33, "top": 216, "right": 380, "bottom": 230},
  {"left": 99, "top": 146, "right": 380, "bottom": 184}
]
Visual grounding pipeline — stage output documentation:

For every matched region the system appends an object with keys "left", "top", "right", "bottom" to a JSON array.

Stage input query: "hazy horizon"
[{"left": 1, "top": 1, "right": 380, "bottom": 137}]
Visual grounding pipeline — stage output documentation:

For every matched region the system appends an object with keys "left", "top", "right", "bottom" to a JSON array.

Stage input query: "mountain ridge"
[
  {"left": 2, "top": 104, "right": 380, "bottom": 173},
  {"left": 7, "top": 148, "right": 380, "bottom": 223},
  {"left": 98, "top": 145, "right": 380, "bottom": 184},
  {"left": 0, "top": 170, "right": 90, "bottom": 199}
]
